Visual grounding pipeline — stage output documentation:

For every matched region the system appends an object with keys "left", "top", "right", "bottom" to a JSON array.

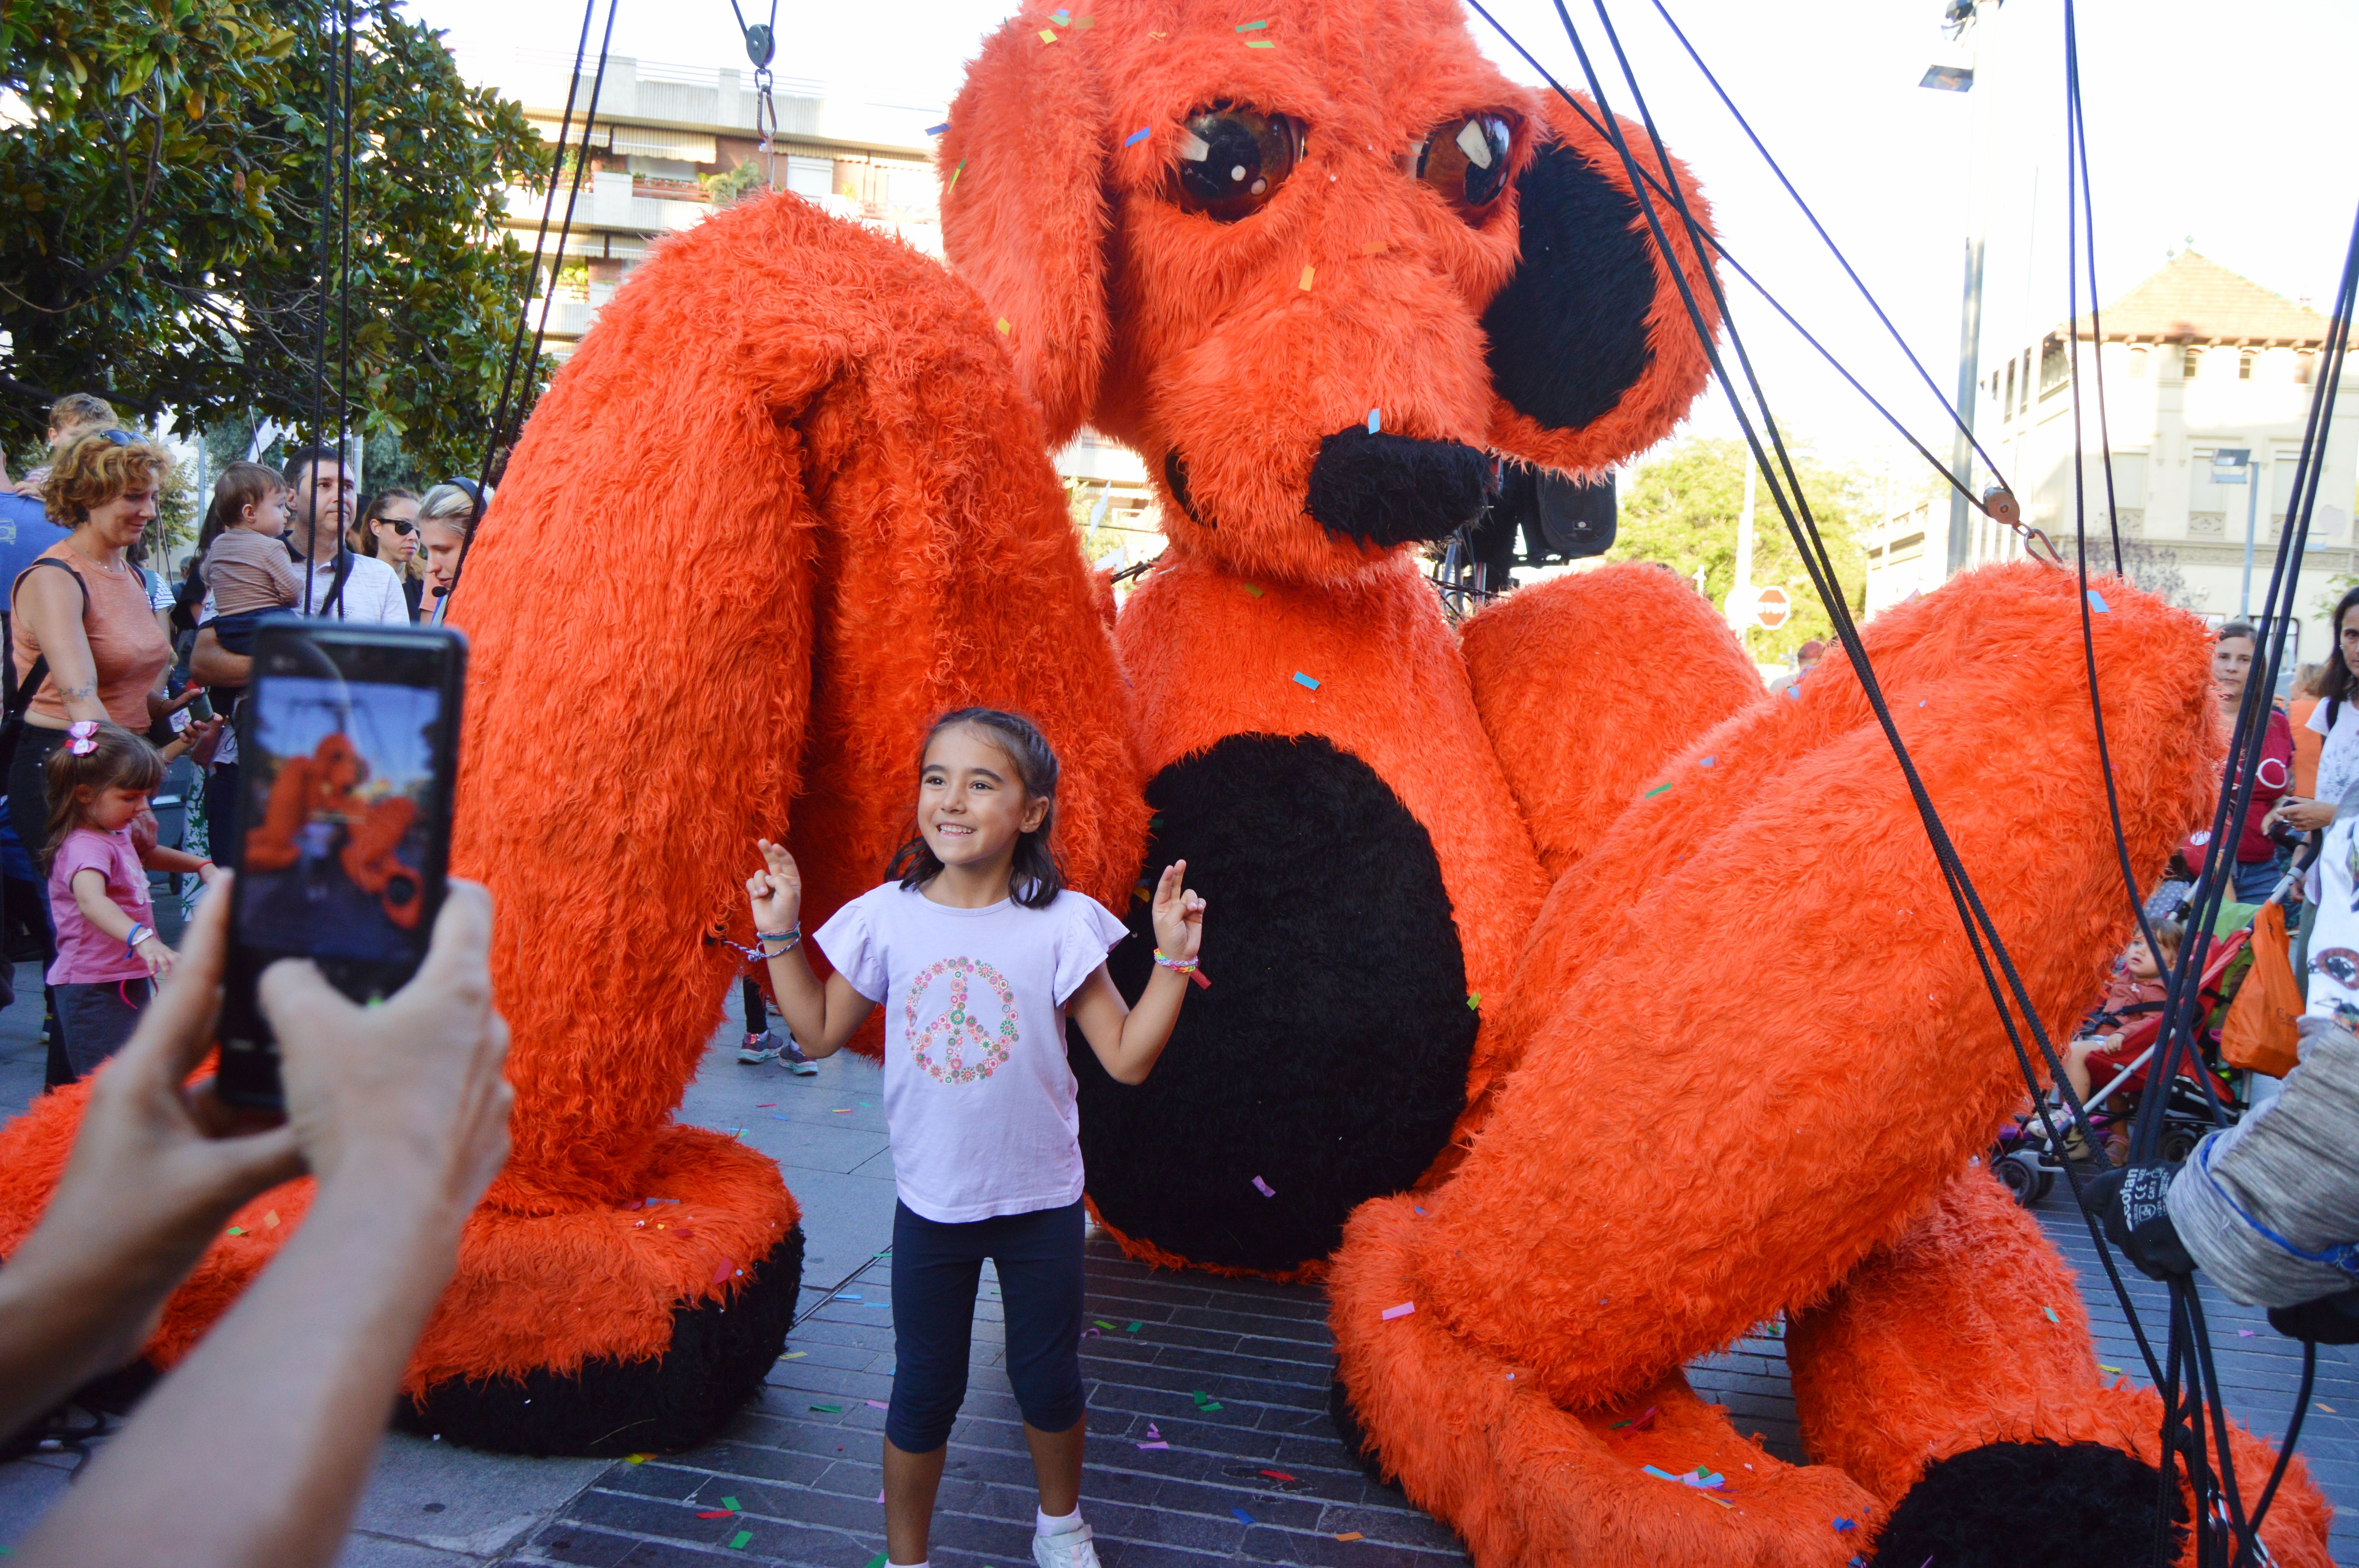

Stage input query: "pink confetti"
[
  {"left": 1251, "top": 1176, "right": 1276, "bottom": 1198},
  {"left": 1137, "top": 1440, "right": 1170, "bottom": 1450},
  {"left": 1381, "top": 1302, "right": 1415, "bottom": 1321},
  {"left": 866, "top": 1400, "right": 888, "bottom": 1410},
  {"left": 710, "top": 1259, "right": 735, "bottom": 1285},
  {"left": 1147, "top": 1423, "right": 1162, "bottom": 1440}
]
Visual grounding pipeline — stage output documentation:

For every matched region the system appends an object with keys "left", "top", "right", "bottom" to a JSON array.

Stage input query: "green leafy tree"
[
  {"left": 1610, "top": 437, "right": 1876, "bottom": 661},
  {"left": 0, "top": 0, "right": 552, "bottom": 478}
]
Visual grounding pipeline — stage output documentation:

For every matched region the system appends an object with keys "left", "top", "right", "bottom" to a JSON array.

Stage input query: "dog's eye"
[
  {"left": 1403, "top": 114, "right": 1515, "bottom": 218},
  {"left": 1171, "top": 105, "right": 1301, "bottom": 223}
]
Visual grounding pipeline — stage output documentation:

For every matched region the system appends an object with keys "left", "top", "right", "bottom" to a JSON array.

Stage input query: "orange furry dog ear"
[
  {"left": 1483, "top": 93, "right": 1720, "bottom": 476},
  {"left": 940, "top": 22, "right": 1112, "bottom": 446}
]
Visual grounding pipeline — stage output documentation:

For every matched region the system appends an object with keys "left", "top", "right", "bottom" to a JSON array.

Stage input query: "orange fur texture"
[{"left": 1329, "top": 567, "right": 2326, "bottom": 1561}]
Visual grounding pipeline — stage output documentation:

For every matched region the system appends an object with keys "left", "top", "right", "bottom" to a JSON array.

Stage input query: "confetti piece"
[
  {"left": 1236, "top": 17, "right": 1269, "bottom": 27},
  {"left": 867, "top": 1399, "right": 889, "bottom": 1410},
  {"left": 1252, "top": 1175, "right": 1276, "bottom": 1197},
  {"left": 1466, "top": 993, "right": 1481, "bottom": 1010},
  {"left": 1700, "top": 755, "right": 1716, "bottom": 768},
  {"left": 865, "top": 1556, "right": 888, "bottom": 1568},
  {"left": 1232, "top": 1507, "right": 1256, "bottom": 1524},
  {"left": 264, "top": 1210, "right": 280, "bottom": 1229},
  {"left": 772, "top": 1114, "right": 791, "bottom": 1122},
  {"left": 811, "top": 1404, "right": 843, "bottom": 1413},
  {"left": 1784, "top": 685, "right": 1800, "bottom": 700},
  {"left": 780, "top": 1352, "right": 807, "bottom": 1360},
  {"left": 1644, "top": 782, "right": 1670, "bottom": 798},
  {"left": 2101, "top": 1364, "right": 2123, "bottom": 1374},
  {"left": 1367, "top": 408, "right": 1381, "bottom": 434},
  {"left": 700, "top": 1506, "right": 740, "bottom": 1518},
  {"left": 722, "top": 1496, "right": 743, "bottom": 1511},
  {"left": 1381, "top": 1301, "right": 1415, "bottom": 1321},
  {"left": 2238, "top": 1329, "right": 2256, "bottom": 1337},
  {"left": 1336, "top": 1532, "right": 1365, "bottom": 1541},
  {"left": 1138, "top": 1439, "right": 1170, "bottom": 1449},
  {"left": 2319, "top": 1401, "right": 2337, "bottom": 1414},
  {"left": 835, "top": 1292, "right": 863, "bottom": 1301},
  {"left": 1260, "top": 1469, "right": 1296, "bottom": 1483},
  {"left": 1052, "top": 7, "right": 1069, "bottom": 20},
  {"left": 1147, "top": 1422, "right": 1162, "bottom": 1439},
  {"left": 925, "top": 122, "right": 948, "bottom": 136},
  {"left": 1244, "top": 37, "right": 1274, "bottom": 46},
  {"left": 1298, "top": 264, "right": 1315, "bottom": 290},
  {"left": 995, "top": 317, "right": 1009, "bottom": 334},
  {"left": 226, "top": 1227, "right": 244, "bottom": 1236},
  {"left": 1834, "top": 1519, "right": 1855, "bottom": 1532},
  {"left": 1127, "top": 1321, "right": 1141, "bottom": 1332},
  {"left": 754, "top": 1103, "right": 775, "bottom": 1108},
  {"left": 729, "top": 1532, "right": 753, "bottom": 1549},
  {"left": 876, "top": 1490, "right": 885, "bottom": 1503},
  {"left": 1359, "top": 240, "right": 1387, "bottom": 255},
  {"left": 1125, "top": 125, "right": 1152, "bottom": 147},
  {"left": 832, "top": 1107, "right": 854, "bottom": 1114},
  {"left": 1245, "top": 583, "right": 1264, "bottom": 597},
  {"left": 2088, "top": 590, "right": 2110, "bottom": 612},
  {"left": 1413, "top": 1205, "right": 1425, "bottom": 1215},
  {"left": 1039, "top": 28, "right": 1058, "bottom": 41},
  {"left": 2043, "top": 1306, "right": 2059, "bottom": 1324},
  {"left": 627, "top": 1453, "right": 653, "bottom": 1463},
  {"left": 711, "top": 1259, "right": 736, "bottom": 1286},
  {"left": 1293, "top": 671, "right": 1320, "bottom": 690},
  {"left": 948, "top": 158, "right": 967, "bottom": 191},
  {"left": 1075, "top": 14, "right": 1093, "bottom": 25},
  {"left": 1096, "top": 1319, "right": 1117, "bottom": 1330}
]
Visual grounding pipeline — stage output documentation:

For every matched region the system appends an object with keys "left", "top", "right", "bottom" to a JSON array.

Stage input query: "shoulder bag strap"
[{"left": 5, "top": 557, "right": 88, "bottom": 722}]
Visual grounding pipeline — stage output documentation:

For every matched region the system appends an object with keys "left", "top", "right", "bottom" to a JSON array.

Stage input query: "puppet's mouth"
[{"left": 1306, "top": 428, "right": 1496, "bottom": 548}]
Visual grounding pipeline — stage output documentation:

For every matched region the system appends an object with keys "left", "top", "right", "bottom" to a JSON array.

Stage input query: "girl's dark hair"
[
  {"left": 41, "top": 722, "right": 164, "bottom": 872},
  {"left": 197, "top": 461, "right": 287, "bottom": 565},
  {"left": 2321, "top": 586, "right": 2359, "bottom": 729},
  {"left": 887, "top": 708, "right": 1065, "bottom": 909}
]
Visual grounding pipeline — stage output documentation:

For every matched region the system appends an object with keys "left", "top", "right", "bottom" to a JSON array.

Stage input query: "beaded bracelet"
[
  {"left": 1152, "top": 948, "right": 1198, "bottom": 975},
  {"left": 714, "top": 925, "right": 801, "bottom": 963}
]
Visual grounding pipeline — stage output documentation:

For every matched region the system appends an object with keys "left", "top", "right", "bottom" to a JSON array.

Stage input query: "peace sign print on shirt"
[{"left": 905, "top": 956, "right": 1020, "bottom": 1084}]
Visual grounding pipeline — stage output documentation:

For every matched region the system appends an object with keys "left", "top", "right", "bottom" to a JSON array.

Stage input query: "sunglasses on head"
[{"left": 94, "top": 428, "right": 134, "bottom": 447}]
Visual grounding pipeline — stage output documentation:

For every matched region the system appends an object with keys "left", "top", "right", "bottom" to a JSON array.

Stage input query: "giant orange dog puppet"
[{"left": 0, "top": 0, "right": 2329, "bottom": 1559}]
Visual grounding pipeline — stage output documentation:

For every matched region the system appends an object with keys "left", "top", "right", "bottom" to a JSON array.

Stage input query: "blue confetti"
[
  {"left": 2087, "top": 589, "right": 2110, "bottom": 613},
  {"left": 1124, "top": 125, "right": 1152, "bottom": 147},
  {"left": 1699, "top": 756, "right": 1716, "bottom": 769},
  {"left": 834, "top": 1292, "right": 863, "bottom": 1301},
  {"left": 1293, "top": 671, "right": 1321, "bottom": 690},
  {"left": 1367, "top": 407, "right": 1381, "bottom": 434},
  {"left": 1232, "top": 1507, "right": 1255, "bottom": 1525},
  {"left": 925, "top": 122, "right": 949, "bottom": 136},
  {"left": 1783, "top": 684, "right": 1800, "bottom": 700},
  {"left": 1834, "top": 1518, "right": 1855, "bottom": 1532}
]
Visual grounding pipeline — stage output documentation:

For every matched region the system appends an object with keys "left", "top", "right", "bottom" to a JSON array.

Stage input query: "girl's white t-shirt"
[{"left": 814, "top": 882, "right": 1129, "bottom": 1224}]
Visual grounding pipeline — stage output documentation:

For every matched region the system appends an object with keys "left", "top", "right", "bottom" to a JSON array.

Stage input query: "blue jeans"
[
  {"left": 2231, "top": 857, "right": 2283, "bottom": 905},
  {"left": 885, "top": 1198, "right": 1085, "bottom": 1452}
]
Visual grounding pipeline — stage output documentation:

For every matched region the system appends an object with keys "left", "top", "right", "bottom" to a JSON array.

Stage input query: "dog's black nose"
[{"left": 1306, "top": 428, "right": 1496, "bottom": 548}]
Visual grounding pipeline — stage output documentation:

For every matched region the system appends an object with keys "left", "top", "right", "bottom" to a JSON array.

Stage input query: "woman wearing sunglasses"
[{"left": 354, "top": 488, "right": 424, "bottom": 619}]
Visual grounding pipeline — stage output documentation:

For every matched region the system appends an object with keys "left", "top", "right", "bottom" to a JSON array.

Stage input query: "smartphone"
[{"left": 216, "top": 620, "right": 467, "bottom": 1109}]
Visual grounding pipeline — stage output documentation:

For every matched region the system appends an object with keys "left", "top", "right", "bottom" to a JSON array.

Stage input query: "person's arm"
[
  {"left": 1066, "top": 860, "right": 1205, "bottom": 1085},
  {"left": 746, "top": 839, "right": 874, "bottom": 1054},
  {"left": 15, "top": 565, "right": 107, "bottom": 725},
  {"left": 187, "top": 625, "right": 251, "bottom": 690},
  {"left": 0, "top": 888, "right": 302, "bottom": 1441},
  {"left": 140, "top": 844, "right": 218, "bottom": 882},
  {"left": 11, "top": 880, "right": 512, "bottom": 1568},
  {"left": 69, "top": 866, "right": 174, "bottom": 977}
]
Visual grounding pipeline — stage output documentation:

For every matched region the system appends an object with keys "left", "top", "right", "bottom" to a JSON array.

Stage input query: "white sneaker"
[{"left": 1031, "top": 1522, "right": 1101, "bottom": 1568}]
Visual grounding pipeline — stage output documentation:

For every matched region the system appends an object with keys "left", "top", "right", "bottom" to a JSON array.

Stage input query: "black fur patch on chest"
[
  {"left": 1070, "top": 733, "right": 1472, "bottom": 1273},
  {"left": 1483, "top": 136, "right": 1658, "bottom": 433}
]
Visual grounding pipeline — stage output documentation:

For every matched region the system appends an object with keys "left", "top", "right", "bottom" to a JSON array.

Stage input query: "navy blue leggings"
[{"left": 886, "top": 1198, "right": 1085, "bottom": 1453}]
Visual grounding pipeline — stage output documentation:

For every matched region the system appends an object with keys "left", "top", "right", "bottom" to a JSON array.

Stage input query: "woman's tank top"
[{"left": 11, "top": 541, "right": 171, "bottom": 730}]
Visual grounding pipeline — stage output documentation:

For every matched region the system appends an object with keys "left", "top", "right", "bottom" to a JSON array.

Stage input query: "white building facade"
[{"left": 1866, "top": 253, "right": 2359, "bottom": 672}]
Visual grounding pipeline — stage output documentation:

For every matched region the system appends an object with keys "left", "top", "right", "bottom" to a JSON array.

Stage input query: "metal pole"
[
  {"left": 1945, "top": 0, "right": 1998, "bottom": 577},
  {"left": 2239, "top": 452, "right": 2261, "bottom": 620}
]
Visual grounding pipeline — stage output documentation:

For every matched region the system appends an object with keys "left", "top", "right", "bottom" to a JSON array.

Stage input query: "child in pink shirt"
[{"left": 43, "top": 721, "right": 214, "bottom": 1076}]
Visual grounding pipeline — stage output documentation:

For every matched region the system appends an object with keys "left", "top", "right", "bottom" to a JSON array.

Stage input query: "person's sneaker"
[
  {"left": 778, "top": 1035, "right": 820, "bottom": 1077},
  {"left": 737, "top": 1030, "right": 783, "bottom": 1065},
  {"left": 1031, "top": 1522, "right": 1100, "bottom": 1568}
]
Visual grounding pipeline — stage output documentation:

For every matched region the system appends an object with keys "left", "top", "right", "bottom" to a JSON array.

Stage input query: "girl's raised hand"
[
  {"left": 1149, "top": 859, "right": 1205, "bottom": 962},
  {"left": 746, "top": 838, "right": 804, "bottom": 933}
]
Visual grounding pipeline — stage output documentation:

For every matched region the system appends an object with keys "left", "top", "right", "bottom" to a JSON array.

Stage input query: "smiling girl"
[{"left": 746, "top": 708, "right": 1204, "bottom": 1568}]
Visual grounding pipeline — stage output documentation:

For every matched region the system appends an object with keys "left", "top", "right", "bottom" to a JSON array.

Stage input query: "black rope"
[
  {"left": 470, "top": 0, "right": 610, "bottom": 517},
  {"left": 1540, "top": 0, "right": 2168, "bottom": 1385},
  {"left": 329, "top": 0, "right": 356, "bottom": 607},
  {"left": 510, "top": 2, "right": 617, "bottom": 439},
  {"left": 1637, "top": 0, "right": 2011, "bottom": 497},
  {"left": 1462, "top": 0, "right": 1991, "bottom": 519},
  {"left": 300, "top": 0, "right": 344, "bottom": 614}
]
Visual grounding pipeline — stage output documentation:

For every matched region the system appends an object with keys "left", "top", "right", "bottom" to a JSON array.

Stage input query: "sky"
[{"left": 415, "top": 0, "right": 2359, "bottom": 488}]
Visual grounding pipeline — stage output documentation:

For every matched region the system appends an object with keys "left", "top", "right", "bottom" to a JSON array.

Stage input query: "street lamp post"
[
  {"left": 1922, "top": 0, "right": 2002, "bottom": 579},
  {"left": 2213, "top": 447, "right": 2263, "bottom": 619}
]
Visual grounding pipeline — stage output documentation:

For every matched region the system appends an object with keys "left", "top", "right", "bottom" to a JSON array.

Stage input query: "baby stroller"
[{"left": 1988, "top": 869, "right": 2297, "bottom": 1209}]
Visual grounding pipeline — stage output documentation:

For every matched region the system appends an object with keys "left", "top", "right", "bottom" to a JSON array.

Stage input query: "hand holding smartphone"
[{"left": 216, "top": 621, "right": 467, "bottom": 1110}]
